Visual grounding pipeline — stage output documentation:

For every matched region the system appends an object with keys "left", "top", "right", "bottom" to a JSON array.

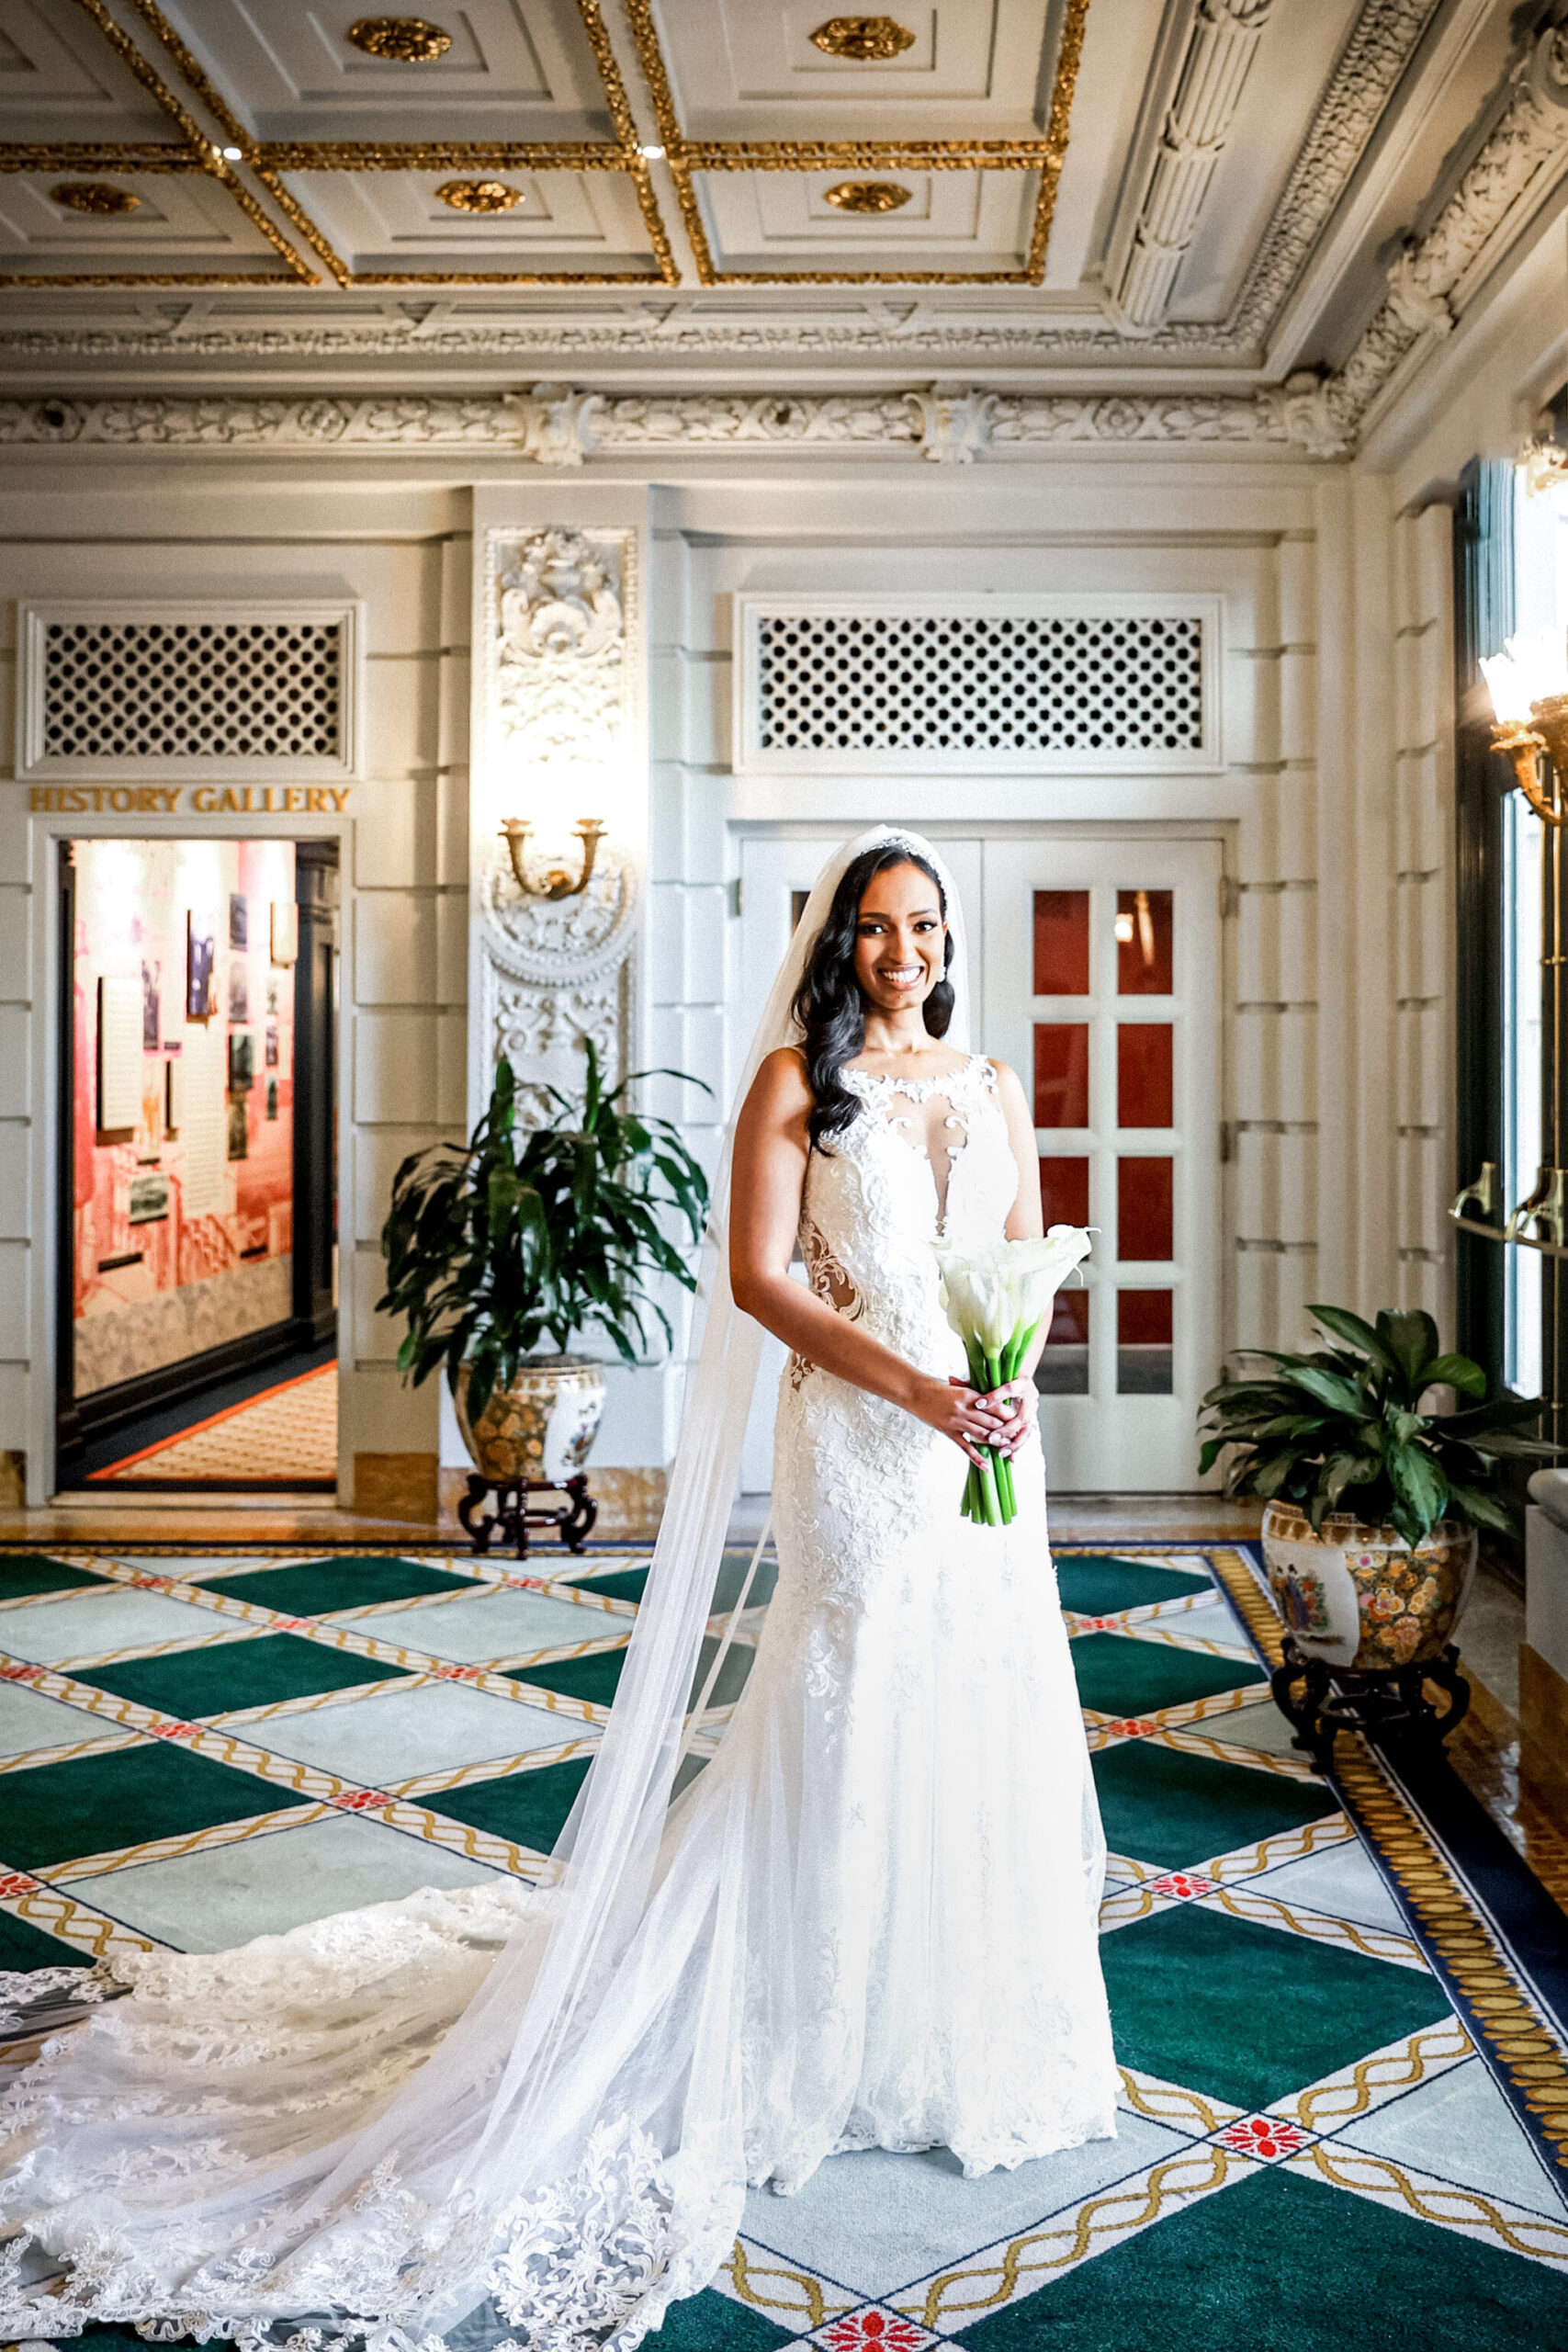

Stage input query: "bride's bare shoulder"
[{"left": 742, "top": 1046, "right": 813, "bottom": 1117}]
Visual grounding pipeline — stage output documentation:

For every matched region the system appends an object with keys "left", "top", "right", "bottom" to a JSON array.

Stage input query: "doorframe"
[{"left": 28, "top": 809, "right": 351, "bottom": 1505}]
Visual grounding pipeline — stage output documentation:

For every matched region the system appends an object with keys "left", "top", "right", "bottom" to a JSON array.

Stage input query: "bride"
[{"left": 0, "top": 828, "right": 1114, "bottom": 2351}]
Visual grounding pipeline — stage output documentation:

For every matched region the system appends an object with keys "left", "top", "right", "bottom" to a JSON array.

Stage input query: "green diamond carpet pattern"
[{"left": 0, "top": 1536, "right": 1562, "bottom": 2350}]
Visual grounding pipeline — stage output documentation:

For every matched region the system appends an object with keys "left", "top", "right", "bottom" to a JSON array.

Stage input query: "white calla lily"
[{"left": 932, "top": 1228, "right": 1093, "bottom": 1527}]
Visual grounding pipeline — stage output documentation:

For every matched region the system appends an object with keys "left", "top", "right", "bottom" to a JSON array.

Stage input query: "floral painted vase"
[
  {"left": 1260, "top": 1498, "right": 1478, "bottom": 1672},
  {"left": 455, "top": 1354, "right": 605, "bottom": 1487}
]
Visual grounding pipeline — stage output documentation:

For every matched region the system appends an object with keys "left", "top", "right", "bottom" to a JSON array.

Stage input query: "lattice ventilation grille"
[
  {"left": 751, "top": 609, "right": 1206, "bottom": 763},
  {"left": 41, "top": 618, "right": 344, "bottom": 762}
]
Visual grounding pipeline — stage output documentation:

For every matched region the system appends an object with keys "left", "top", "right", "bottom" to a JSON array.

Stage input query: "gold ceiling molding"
[
  {"left": 619, "top": 0, "right": 1089, "bottom": 287},
  {"left": 436, "top": 180, "right": 525, "bottom": 212},
  {"left": 823, "top": 181, "right": 911, "bottom": 212},
  {"left": 0, "top": 144, "right": 199, "bottom": 174},
  {"left": 1, "top": 0, "right": 1088, "bottom": 292},
  {"left": 118, "top": 0, "right": 351, "bottom": 286},
  {"left": 810, "top": 17, "right": 917, "bottom": 62},
  {"left": 50, "top": 182, "right": 141, "bottom": 214},
  {"left": 6, "top": 0, "right": 682, "bottom": 289},
  {"left": 28, "top": 0, "right": 321, "bottom": 289},
  {"left": 682, "top": 141, "right": 1057, "bottom": 168},
  {"left": 256, "top": 142, "right": 627, "bottom": 172},
  {"left": 345, "top": 17, "right": 453, "bottom": 63}
]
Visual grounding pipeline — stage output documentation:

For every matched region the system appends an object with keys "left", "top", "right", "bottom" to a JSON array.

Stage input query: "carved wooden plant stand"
[
  {"left": 457, "top": 1472, "right": 597, "bottom": 1561},
  {"left": 1270, "top": 1634, "right": 1471, "bottom": 1770}
]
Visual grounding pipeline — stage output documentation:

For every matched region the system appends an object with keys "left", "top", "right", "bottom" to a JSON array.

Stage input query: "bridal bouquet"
[{"left": 935, "top": 1228, "right": 1093, "bottom": 1526}]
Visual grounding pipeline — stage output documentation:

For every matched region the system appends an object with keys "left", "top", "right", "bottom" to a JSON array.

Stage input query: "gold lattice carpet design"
[{"left": 87, "top": 1364, "right": 337, "bottom": 1486}]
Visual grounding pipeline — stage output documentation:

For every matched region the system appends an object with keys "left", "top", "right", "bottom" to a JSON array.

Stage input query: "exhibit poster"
[
  {"left": 186, "top": 911, "right": 215, "bottom": 1021},
  {"left": 96, "top": 974, "right": 141, "bottom": 1137}
]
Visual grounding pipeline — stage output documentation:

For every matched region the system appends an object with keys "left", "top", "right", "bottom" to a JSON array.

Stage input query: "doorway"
[
  {"left": 736, "top": 829, "right": 1223, "bottom": 1495},
  {"left": 54, "top": 836, "right": 340, "bottom": 1494}
]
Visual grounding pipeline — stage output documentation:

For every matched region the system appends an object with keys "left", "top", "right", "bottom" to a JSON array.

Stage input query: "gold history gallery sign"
[{"left": 27, "top": 786, "right": 353, "bottom": 814}]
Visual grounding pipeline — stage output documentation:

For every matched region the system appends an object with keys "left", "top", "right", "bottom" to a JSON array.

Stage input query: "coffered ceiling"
[{"left": 0, "top": 0, "right": 1564, "bottom": 431}]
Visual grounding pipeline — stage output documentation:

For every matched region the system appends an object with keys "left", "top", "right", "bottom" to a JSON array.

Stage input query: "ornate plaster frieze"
[
  {"left": 0, "top": 382, "right": 1314, "bottom": 457},
  {"left": 478, "top": 524, "right": 641, "bottom": 1117},
  {"left": 1111, "top": 0, "right": 1274, "bottom": 334},
  {"left": 1330, "top": 22, "right": 1568, "bottom": 436},
  {"left": 1223, "top": 0, "right": 1439, "bottom": 348}
]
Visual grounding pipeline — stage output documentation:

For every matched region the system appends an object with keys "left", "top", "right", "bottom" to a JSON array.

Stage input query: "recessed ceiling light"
[
  {"left": 638, "top": 144, "right": 665, "bottom": 161},
  {"left": 220, "top": 146, "right": 243, "bottom": 161}
]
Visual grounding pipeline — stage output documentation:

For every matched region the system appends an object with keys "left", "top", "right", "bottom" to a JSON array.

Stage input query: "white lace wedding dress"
[{"left": 0, "top": 983, "right": 1114, "bottom": 2351}]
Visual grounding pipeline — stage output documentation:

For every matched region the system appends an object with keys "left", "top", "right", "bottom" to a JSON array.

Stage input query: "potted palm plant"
[
  {"left": 378, "top": 1045, "right": 710, "bottom": 1507},
  {"left": 1198, "top": 1306, "right": 1553, "bottom": 1678}
]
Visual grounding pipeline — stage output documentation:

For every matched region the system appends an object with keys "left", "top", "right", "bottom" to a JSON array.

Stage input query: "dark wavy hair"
[{"left": 793, "top": 842, "right": 955, "bottom": 1149}]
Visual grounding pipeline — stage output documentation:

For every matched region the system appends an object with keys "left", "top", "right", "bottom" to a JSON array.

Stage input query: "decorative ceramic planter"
[
  {"left": 1260, "top": 1498, "right": 1478, "bottom": 1672},
  {"left": 455, "top": 1354, "right": 605, "bottom": 1487}
]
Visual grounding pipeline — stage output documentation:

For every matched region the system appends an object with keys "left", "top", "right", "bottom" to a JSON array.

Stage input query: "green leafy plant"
[
  {"left": 378, "top": 1043, "right": 711, "bottom": 1421},
  {"left": 1197, "top": 1305, "right": 1556, "bottom": 1544}
]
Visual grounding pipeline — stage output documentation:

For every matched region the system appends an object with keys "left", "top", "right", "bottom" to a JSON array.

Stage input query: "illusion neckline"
[{"left": 842, "top": 1055, "right": 989, "bottom": 1103}]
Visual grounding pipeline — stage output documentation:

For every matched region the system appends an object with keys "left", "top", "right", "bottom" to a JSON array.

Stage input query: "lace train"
[{"left": 0, "top": 1054, "right": 1115, "bottom": 2350}]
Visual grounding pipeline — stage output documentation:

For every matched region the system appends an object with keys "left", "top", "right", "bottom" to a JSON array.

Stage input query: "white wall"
[{"left": 0, "top": 413, "right": 1534, "bottom": 1498}]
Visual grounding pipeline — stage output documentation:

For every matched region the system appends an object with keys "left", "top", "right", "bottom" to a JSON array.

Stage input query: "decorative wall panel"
[
  {"left": 18, "top": 600, "right": 361, "bottom": 778},
  {"left": 474, "top": 520, "right": 642, "bottom": 1120},
  {"left": 734, "top": 593, "right": 1222, "bottom": 774}
]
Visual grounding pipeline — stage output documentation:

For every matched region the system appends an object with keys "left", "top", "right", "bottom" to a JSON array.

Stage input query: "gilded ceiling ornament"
[
  {"left": 48, "top": 182, "right": 141, "bottom": 214},
  {"left": 436, "top": 179, "right": 524, "bottom": 212},
  {"left": 809, "top": 16, "right": 917, "bottom": 61},
  {"left": 823, "top": 180, "right": 912, "bottom": 212},
  {"left": 346, "top": 17, "right": 452, "bottom": 62}
]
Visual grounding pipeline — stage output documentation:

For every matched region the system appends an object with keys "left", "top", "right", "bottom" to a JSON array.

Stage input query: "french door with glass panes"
[
  {"left": 735, "top": 830, "right": 1222, "bottom": 1495},
  {"left": 983, "top": 838, "right": 1222, "bottom": 1492}
]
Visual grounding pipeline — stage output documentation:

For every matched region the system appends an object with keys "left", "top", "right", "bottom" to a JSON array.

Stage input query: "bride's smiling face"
[{"left": 852, "top": 861, "right": 947, "bottom": 1015}]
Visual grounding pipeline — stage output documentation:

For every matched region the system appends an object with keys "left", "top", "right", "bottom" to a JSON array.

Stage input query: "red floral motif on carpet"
[
  {"left": 819, "top": 2311, "right": 934, "bottom": 2351},
  {"left": 1215, "top": 2115, "right": 1312, "bottom": 2161}
]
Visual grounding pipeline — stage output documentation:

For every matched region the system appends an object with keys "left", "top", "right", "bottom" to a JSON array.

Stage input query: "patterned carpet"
[
  {"left": 85, "top": 1362, "right": 337, "bottom": 1487},
  {"left": 0, "top": 1538, "right": 1564, "bottom": 2349}
]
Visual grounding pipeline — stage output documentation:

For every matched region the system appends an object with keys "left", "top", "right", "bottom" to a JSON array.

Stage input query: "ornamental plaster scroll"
[
  {"left": 1331, "top": 23, "right": 1568, "bottom": 436},
  {"left": 1111, "top": 0, "right": 1275, "bottom": 334},
  {"left": 479, "top": 525, "right": 641, "bottom": 1119}
]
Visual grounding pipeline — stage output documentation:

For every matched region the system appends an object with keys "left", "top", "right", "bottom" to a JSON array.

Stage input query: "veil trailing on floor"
[{"left": 0, "top": 829, "right": 973, "bottom": 2352}]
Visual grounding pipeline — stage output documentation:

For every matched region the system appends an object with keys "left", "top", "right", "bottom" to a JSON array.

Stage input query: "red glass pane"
[
  {"left": 1040, "top": 1156, "right": 1089, "bottom": 1227},
  {"left": 1118, "top": 1290, "right": 1172, "bottom": 1344},
  {"left": 1117, "top": 1024, "right": 1172, "bottom": 1126},
  {"left": 1037, "top": 1283, "right": 1089, "bottom": 1396},
  {"left": 1118, "top": 1157, "right": 1173, "bottom": 1261},
  {"left": 1116, "top": 889, "right": 1173, "bottom": 994},
  {"left": 1033, "top": 890, "right": 1090, "bottom": 994},
  {"left": 1034, "top": 1023, "right": 1089, "bottom": 1127},
  {"left": 1117, "top": 1289, "right": 1173, "bottom": 1395},
  {"left": 1049, "top": 1288, "right": 1089, "bottom": 1345}
]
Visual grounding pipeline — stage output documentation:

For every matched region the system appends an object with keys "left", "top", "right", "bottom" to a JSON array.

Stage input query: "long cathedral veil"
[{"left": 0, "top": 827, "right": 973, "bottom": 2351}]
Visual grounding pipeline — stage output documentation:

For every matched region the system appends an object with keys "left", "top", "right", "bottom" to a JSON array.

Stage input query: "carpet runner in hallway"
[
  {"left": 0, "top": 1538, "right": 1563, "bottom": 2349},
  {"left": 84, "top": 1362, "right": 338, "bottom": 1487}
]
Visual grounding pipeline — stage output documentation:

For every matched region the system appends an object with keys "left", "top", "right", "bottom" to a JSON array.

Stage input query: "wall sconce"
[
  {"left": 499, "top": 816, "right": 606, "bottom": 900},
  {"left": 1481, "top": 627, "right": 1568, "bottom": 824}
]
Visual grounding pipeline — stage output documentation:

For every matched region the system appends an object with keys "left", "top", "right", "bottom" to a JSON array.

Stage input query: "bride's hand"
[
  {"left": 909, "top": 1375, "right": 1001, "bottom": 1464},
  {"left": 950, "top": 1374, "right": 1037, "bottom": 1459}
]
